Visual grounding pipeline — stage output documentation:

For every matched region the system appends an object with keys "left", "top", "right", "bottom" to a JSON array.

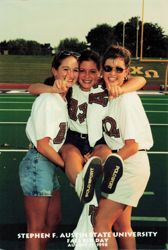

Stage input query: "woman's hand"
[
  {"left": 106, "top": 81, "right": 124, "bottom": 99},
  {"left": 107, "top": 85, "right": 124, "bottom": 99},
  {"left": 52, "top": 79, "right": 69, "bottom": 93},
  {"left": 117, "top": 140, "right": 139, "bottom": 160},
  {"left": 37, "top": 137, "right": 65, "bottom": 168}
]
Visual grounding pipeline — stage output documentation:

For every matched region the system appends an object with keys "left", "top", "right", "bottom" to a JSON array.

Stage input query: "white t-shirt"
[
  {"left": 103, "top": 92, "right": 153, "bottom": 150},
  {"left": 26, "top": 93, "right": 68, "bottom": 152},
  {"left": 68, "top": 83, "right": 108, "bottom": 146},
  {"left": 68, "top": 84, "right": 89, "bottom": 134}
]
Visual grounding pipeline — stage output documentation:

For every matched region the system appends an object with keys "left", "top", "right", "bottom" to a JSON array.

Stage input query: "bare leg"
[
  {"left": 113, "top": 206, "right": 136, "bottom": 250},
  {"left": 92, "top": 144, "right": 112, "bottom": 163},
  {"left": 94, "top": 198, "right": 125, "bottom": 250},
  {"left": 60, "top": 144, "right": 84, "bottom": 184},
  {"left": 41, "top": 190, "right": 61, "bottom": 250},
  {"left": 24, "top": 196, "right": 50, "bottom": 250},
  {"left": 61, "top": 144, "right": 112, "bottom": 184}
]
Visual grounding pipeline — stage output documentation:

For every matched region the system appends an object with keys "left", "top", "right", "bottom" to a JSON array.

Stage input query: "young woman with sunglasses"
[
  {"left": 19, "top": 51, "right": 79, "bottom": 250},
  {"left": 28, "top": 49, "right": 147, "bottom": 203},
  {"left": 93, "top": 45, "right": 153, "bottom": 250}
]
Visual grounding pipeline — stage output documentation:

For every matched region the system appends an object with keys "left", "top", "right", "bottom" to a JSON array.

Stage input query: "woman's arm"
[
  {"left": 37, "top": 137, "right": 64, "bottom": 168},
  {"left": 28, "top": 83, "right": 54, "bottom": 95},
  {"left": 28, "top": 79, "right": 70, "bottom": 95},
  {"left": 117, "top": 139, "right": 139, "bottom": 160},
  {"left": 122, "top": 76, "right": 146, "bottom": 94}
]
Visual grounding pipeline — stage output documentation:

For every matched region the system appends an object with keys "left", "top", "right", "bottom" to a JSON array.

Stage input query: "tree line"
[
  {"left": 0, "top": 39, "right": 52, "bottom": 55},
  {"left": 0, "top": 17, "right": 168, "bottom": 58}
]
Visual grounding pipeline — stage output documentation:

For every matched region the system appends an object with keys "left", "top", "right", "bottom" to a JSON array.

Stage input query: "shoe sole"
[
  {"left": 101, "top": 154, "right": 123, "bottom": 194},
  {"left": 81, "top": 157, "right": 102, "bottom": 203}
]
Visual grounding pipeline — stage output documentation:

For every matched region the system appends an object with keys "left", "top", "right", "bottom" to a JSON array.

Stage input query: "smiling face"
[
  {"left": 52, "top": 56, "right": 79, "bottom": 87},
  {"left": 103, "top": 57, "right": 129, "bottom": 87},
  {"left": 78, "top": 60, "right": 100, "bottom": 92}
]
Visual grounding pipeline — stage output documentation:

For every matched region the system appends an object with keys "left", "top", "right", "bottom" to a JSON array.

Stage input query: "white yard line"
[
  {"left": 143, "top": 103, "right": 168, "bottom": 105},
  {"left": 0, "top": 101, "right": 32, "bottom": 104},
  {"left": 0, "top": 109, "right": 31, "bottom": 111},
  {"left": 150, "top": 123, "right": 168, "bottom": 126},
  {"left": 0, "top": 122, "right": 26, "bottom": 124},
  {"left": 146, "top": 110, "right": 168, "bottom": 113}
]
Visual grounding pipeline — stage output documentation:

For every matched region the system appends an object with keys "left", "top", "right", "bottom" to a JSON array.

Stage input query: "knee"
[
  {"left": 27, "top": 221, "right": 45, "bottom": 233},
  {"left": 94, "top": 213, "right": 112, "bottom": 233},
  {"left": 93, "top": 144, "right": 111, "bottom": 162},
  {"left": 61, "top": 145, "right": 71, "bottom": 159},
  {"left": 56, "top": 212, "right": 62, "bottom": 225},
  {"left": 47, "top": 212, "right": 62, "bottom": 232},
  {"left": 53, "top": 212, "right": 61, "bottom": 226},
  {"left": 113, "top": 220, "right": 132, "bottom": 233},
  {"left": 94, "top": 144, "right": 108, "bottom": 152}
]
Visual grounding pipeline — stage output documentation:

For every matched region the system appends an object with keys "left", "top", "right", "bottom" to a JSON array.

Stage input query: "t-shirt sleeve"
[{"left": 31, "top": 95, "right": 59, "bottom": 140}]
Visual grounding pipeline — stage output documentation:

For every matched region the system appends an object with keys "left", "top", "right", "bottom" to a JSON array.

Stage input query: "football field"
[{"left": 0, "top": 91, "right": 167, "bottom": 249}]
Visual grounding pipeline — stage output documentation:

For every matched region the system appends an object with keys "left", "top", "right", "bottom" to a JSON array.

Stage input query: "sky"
[{"left": 0, "top": 0, "right": 167, "bottom": 48}]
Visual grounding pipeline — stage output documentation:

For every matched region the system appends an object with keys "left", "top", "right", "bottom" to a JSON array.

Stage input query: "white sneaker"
[
  {"left": 75, "top": 156, "right": 102, "bottom": 203},
  {"left": 101, "top": 154, "right": 123, "bottom": 194}
]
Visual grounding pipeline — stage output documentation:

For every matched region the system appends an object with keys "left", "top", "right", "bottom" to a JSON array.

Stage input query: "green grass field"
[
  {"left": 0, "top": 54, "right": 167, "bottom": 249},
  {"left": 0, "top": 55, "right": 167, "bottom": 89},
  {"left": 0, "top": 92, "right": 167, "bottom": 249},
  {"left": 0, "top": 55, "right": 52, "bottom": 83}
]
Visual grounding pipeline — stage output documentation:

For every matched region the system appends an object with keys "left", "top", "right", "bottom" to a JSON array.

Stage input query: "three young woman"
[
  {"left": 28, "top": 49, "right": 147, "bottom": 204},
  {"left": 22, "top": 47, "right": 151, "bottom": 250}
]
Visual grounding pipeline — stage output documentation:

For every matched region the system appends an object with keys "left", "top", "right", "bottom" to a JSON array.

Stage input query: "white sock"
[{"left": 75, "top": 172, "right": 83, "bottom": 199}]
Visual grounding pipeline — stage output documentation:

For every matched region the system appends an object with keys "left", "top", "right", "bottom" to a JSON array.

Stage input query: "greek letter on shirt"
[
  {"left": 69, "top": 98, "right": 87, "bottom": 124},
  {"left": 103, "top": 116, "right": 120, "bottom": 138},
  {"left": 89, "top": 91, "right": 108, "bottom": 107},
  {"left": 53, "top": 122, "right": 67, "bottom": 144},
  {"left": 68, "top": 90, "right": 108, "bottom": 124}
]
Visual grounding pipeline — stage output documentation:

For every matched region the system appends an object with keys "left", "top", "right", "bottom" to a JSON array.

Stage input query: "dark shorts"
[{"left": 64, "top": 129, "right": 106, "bottom": 155}]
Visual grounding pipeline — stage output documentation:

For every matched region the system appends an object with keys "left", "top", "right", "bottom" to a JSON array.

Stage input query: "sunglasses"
[
  {"left": 59, "top": 50, "right": 80, "bottom": 58},
  {"left": 103, "top": 65, "right": 125, "bottom": 73}
]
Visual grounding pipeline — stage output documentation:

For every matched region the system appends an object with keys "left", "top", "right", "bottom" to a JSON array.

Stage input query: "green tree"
[
  {"left": 86, "top": 24, "right": 114, "bottom": 55},
  {"left": 40, "top": 43, "right": 53, "bottom": 55},
  {"left": 86, "top": 18, "right": 168, "bottom": 58},
  {"left": 0, "top": 40, "right": 8, "bottom": 54},
  {"left": 112, "top": 17, "right": 141, "bottom": 57},
  {"left": 122, "top": 17, "right": 168, "bottom": 58},
  {"left": 8, "top": 39, "right": 27, "bottom": 55},
  {"left": 56, "top": 38, "right": 87, "bottom": 53},
  {"left": 142, "top": 23, "right": 168, "bottom": 58},
  {"left": 26, "top": 40, "right": 42, "bottom": 55},
  {"left": 0, "top": 39, "right": 52, "bottom": 55}
]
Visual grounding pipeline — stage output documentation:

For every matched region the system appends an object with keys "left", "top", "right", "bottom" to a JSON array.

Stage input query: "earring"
[{"left": 124, "top": 75, "right": 128, "bottom": 81}]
